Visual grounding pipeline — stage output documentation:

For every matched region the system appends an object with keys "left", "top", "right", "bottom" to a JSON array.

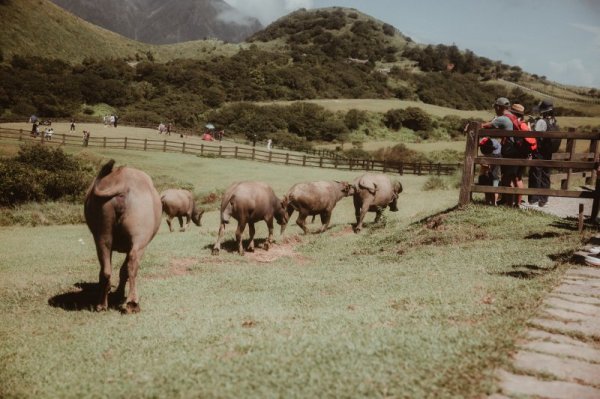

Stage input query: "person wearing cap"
[
  {"left": 505, "top": 103, "right": 537, "bottom": 207},
  {"left": 528, "top": 99, "right": 560, "bottom": 207},
  {"left": 480, "top": 97, "right": 513, "bottom": 205}
]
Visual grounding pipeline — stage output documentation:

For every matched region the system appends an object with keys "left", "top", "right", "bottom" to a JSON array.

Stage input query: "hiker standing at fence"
[
  {"left": 70, "top": 119, "right": 76, "bottom": 132},
  {"left": 480, "top": 97, "right": 513, "bottom": 205},
  {"left": 528, "top": 100, "right": 560, "bottom": 207},
  {"left": 478, "top": 136, "right": 502, "bottom": 205},
  {"left": 503, "top": 103, "right": 536, "bottom": 207}
]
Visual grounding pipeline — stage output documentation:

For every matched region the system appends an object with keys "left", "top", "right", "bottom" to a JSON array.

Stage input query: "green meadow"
[{"left": 0, "top": 131, "right": 591, "bottom": 398}]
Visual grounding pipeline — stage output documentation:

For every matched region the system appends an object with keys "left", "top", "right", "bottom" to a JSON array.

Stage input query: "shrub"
[
  {"left": 422, "top": 176, "right": 449, "bottom": 191},
  {"left": 0, "top": 144, "right": 94, "bottom": 206},
  {"left": 373, "top": 143, "right": 427, "bottom": 163}
]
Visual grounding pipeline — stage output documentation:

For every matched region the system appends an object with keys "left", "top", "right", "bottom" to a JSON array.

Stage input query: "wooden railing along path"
[
  {"left": 0, "top": 128, "right": 459, "bottom": 176},
  {"left": 459, "top": 122, "right": 600, "bottom": 219}
]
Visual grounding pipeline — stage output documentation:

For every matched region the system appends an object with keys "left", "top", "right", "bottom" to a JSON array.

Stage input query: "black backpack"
[{"left": 534, "top": 117, "right": 561, "bottom": 159}]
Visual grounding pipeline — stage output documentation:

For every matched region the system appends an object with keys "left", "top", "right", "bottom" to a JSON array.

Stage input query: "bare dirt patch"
[
  {"left": 331, "top": 225, "right": 354, "bottom": 237},
  {"left": 147, "top": 257, "right": 198, "bottom": 279},
  {"left": 244, "top": 235, "right": 309, "bottom": 264}
]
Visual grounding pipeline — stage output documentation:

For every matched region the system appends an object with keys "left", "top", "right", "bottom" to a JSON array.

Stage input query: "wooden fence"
[
  {"left": 0, "top": 128, "right": 460, "bottom": 176},
  {"left": 459, "top": 122, "right": 600, "bottom": 219}
]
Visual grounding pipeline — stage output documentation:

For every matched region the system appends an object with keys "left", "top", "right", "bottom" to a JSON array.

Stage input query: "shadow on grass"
[
  {"left": 495, "top": 264, "right": 557, "bottom": 279},
  {"left": 549, "top": 220, "right": 579, "bottom": 232},
  {"left": 524, "top": 231, "right": 565, "bottom": 240},
  {"left": 203, "top": 238, "right": 268, "bottom": 254},
  {"left": 48, "top": 282, "right": 123, "bottom": 311}
]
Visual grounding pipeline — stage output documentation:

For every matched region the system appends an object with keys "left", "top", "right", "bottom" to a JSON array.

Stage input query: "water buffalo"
[
  {"left": 84, "top": 160, "right": 161, "bottom": 313},
  {"left": 212, "top": 181, "right": 289, "bottom": 255},
  {"left": 352, "top": 173, "right": 403, "bottom": 233},
  {"left": 160, "top": 189, "right": 204, "bottom": 232},
  {"left": 283, "top": 180, "right": 353, "bottom": 234}
]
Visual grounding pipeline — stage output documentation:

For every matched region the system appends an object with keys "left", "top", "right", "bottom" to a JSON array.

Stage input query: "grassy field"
[{"left": 0, "top": 141, "right": 592, "bottom": 398}]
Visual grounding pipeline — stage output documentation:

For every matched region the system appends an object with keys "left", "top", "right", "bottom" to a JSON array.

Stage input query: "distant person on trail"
[
  {"left": 217, "top": 130, "right": 224, "bottom": 142},
  {"left": 82, "top": 130, "right": 90, "bottom": 146},
  {"left": 528, "top": 99, "right": 560, "bottom": 208},
  {"left": 166, "top": 123, "right": 172, "bottom": 136},
  {"left": 480, "top": 97, "right": 513, "bottom": 205},
  {"left": 113, "top": 115, "right": 118, "bottom": 128},
  {"left": 158, "top": 123, "right": 166, "bottom": 134},
  {"left": 267, "top": 138, "right": 272, "bottom": 151},
  {"left": 109, "top": 115, "right": 115, "bottom": 128}
]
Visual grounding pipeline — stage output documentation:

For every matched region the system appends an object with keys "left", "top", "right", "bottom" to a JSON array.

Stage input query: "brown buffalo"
[
  {"left": 352, "top": 173, "right": 403, "bottom": 233},
  {"left": 212, "top": 181, "right": 289, "bottom": 255},
  {"left": 283, "top": 180, "right": 353, "bottom": 234},
  {"left": 84, "top": 160, "right": 161, "bottom": 313},
  {"left": 160, "top": 189, "right": 204, "bottom": 232}
]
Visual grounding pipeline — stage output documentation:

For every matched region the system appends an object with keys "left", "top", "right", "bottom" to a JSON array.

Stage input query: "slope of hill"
[
  {"left": 0, "top": 0, "right": 151, "bottom": 61},
  {"left": 49, "top": 0, "right": 263, "bottom": 44}
]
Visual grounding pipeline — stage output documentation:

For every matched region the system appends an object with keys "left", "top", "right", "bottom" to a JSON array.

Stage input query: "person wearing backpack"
[
  {"left": 528, "top": 99, "right": 560, "bottom": 207},
  {"left": 480, "top": 97, "right": 513, "bottom": 205},
  {"left": 504, "top": 104, "right": 537, "bottom": 207}
]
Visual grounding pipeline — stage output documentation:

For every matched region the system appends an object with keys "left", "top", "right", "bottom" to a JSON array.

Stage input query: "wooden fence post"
[
  {"left": 458, "top": 122, "right": 479, "bottom": 207},
  {"left": 144, "top": 138, "right": 147, "bottom": 151},
  {"left": 252, "top": 148, "right": 255, "bottom": 160},
  {"left": 589, "top": 129, "right": 599, "bottom": 184},
  {"left": 182, "top": 142, "right": 186, "bottom": 153},
  {"left": 200, "top": 144, "right": 204, "bottom": 156},
  {"left": 124, "top": 137, "right": 127, "bottom": 149},
  {"left": 562, "top": 128, "right": 576, "bottom": 190},
  {"left": 219, "top": 146, "right": 222, "bottom": 157},
  {"left": 383, "top": 161, "right": 387, "bottom": 173},
  {"left": 437, "top": 163, "right": 442, "bottom": 176},
  {"left": 285, "top": 153, "right": 289, "bottom": 165},
  {"left": 62, "top": 134, "right": 66, "bottom": 145},
  {"left": 234, "top": 146, "right": 238, "bottom": 158},
  {"left": 19, "top": 129, "right": 23, "bottom": 141},
  {"left": 302, "top": 155, "right": 306, "bottom": 166},
  {"left": 319, "top": 157, "right": 323, "bottom": 168},
  {"left": 428, "top": 162, "right": 433, "bottom": 175},
  {"left": 268, "top": 151, "right": 273, "bottom": 162},
  {"left": 163, "top": 140, "right": 167, "bottom": 152},
  {"left": 399, "top": 162, "right": 404, "bottom": 175},
  {"left": 103, "top": 137, "right": 107, "bottom": 148}
]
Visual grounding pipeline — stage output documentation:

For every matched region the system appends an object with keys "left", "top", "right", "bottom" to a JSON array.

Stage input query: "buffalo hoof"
[
  {"left": 122, "top": 302, "right": 141, "bottom": 314},
  {"left": 211, "top": 248, "right": 220, "bottom": 256}
]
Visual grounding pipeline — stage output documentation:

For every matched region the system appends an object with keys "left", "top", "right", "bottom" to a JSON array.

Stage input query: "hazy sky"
[{"left": 226, "top": 0, "right": 600, "bottom": 88}]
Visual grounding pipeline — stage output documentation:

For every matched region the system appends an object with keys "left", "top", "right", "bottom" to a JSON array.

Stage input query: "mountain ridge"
[{"left": 48, "top": 0, "right": 263, "bottom": 44}]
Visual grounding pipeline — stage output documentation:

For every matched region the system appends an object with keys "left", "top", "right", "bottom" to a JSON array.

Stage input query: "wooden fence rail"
[
  {"left": 459, "top": 122, "right": 600, "bottom": 219},
  {"left": 0, "top": 127, "right": 459, "bottom": 176}
]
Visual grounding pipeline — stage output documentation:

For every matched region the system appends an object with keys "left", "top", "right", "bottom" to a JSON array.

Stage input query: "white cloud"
[
  {"left": 224, "top": 0, "right": 314, "bottom": 26},
  {"left": 548, "top": 58, "right": 596, "bottom": 87},
  {"left": 571, "top": 22, "right": 600, "bottom": 47}
]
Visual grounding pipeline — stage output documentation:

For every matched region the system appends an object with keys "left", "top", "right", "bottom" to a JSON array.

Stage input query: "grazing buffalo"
[
  {"left": 283, "top": 180, "right": 353, "bottom": 234},
  {"left": 352, "top": 173, "right": 403, "bottom": 233},
  {"left": 84, "top": 160, "right": 161, "bottom": 313},
  {"left": 160, "top": 189, "right": 204, "bottom": 232},
  {"left": 212, "top": 181, "right": 289, "bottom": 255}
]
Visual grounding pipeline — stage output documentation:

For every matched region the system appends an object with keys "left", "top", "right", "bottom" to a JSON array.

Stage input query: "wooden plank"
[
  {"left": 563, "top": 128, "right": 577, "bottom": 190},
  {"left": 476, "top": 157, "right": 594, "bottom": 169},
  {"left": 478, "top": 129, "right": 600, "bottom": 140},
  {"left": 471, "top": 185, "right": 597, "bottom": 198},
  {"left": 459, "top": 121, "right": 480, "bottom": 206}
]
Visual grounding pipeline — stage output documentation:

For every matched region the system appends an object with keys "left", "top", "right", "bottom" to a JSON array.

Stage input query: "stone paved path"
[{"left": 491, "top": 247, "right": 600, "bottom": 399}]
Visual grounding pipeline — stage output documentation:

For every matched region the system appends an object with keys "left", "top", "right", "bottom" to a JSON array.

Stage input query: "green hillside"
[
  {"left": 0, "top": 1, "right": 598, "bottom": 152},
  {"left": 0, "top": 0, "right": 151, "bottom": 61}
]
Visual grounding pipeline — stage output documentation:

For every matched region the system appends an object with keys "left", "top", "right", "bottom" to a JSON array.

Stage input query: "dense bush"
[
  {"left": 373, "top": 144, "right": 427, "bottom": 163},
  {"left": 0, "top": 145, "right": 94, "bottom": 206},
  {"left": 383, "top": 107, "right": 432, "bottom": 132}
]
